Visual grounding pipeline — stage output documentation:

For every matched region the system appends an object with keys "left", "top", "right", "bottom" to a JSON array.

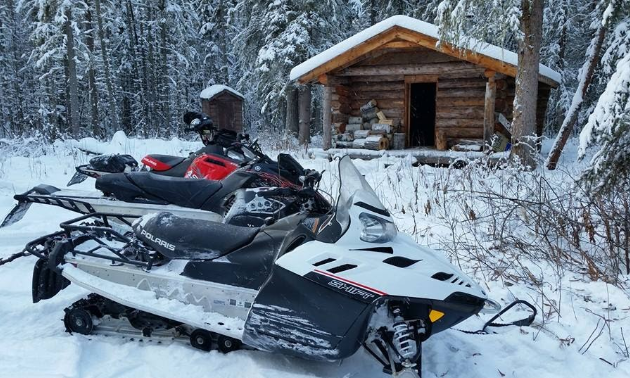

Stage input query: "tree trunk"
[
  {"left": 285, "top": 86, "right": 299, "bottom": 136},
  {"left": 85, "top": 2, "right": 100, "bottom": 137},
  {"left": 218, "top": 0, "right": 229, "bottom": 80},
  {"left": 545, "top": 24, "right": 607, "bottom": 170},
  {"left": 510, "top": 0, "right": 544, "bottom": 168},
  {"left": 144, "top": 4, "right": 156, "bottom": 134},
  {"left": 369, "top": 0, "right": 376, "bottom": 25},
  {"left": 483, "top": 70, "right": 496, "bottom": 151},
  {"left": 95, "top": 0, "right": 119, "bottom": 133},
  {"left": 6, "top": 0, "right": 25, "bottom": 136},
  {"left": 322, "top": 86, "right": 333, "bottom": 150},
  {"left": 125, "top": 0, "right": 150, "bottom": 135},
  {"left": 298, "top": 84, "right": 312, "bottom": 146},
  {"left": 64, "top": 8, "right": 80, "bottom": 136},
  {"left": 552, "top": 1, "right": 568, "bottom": 131},
  {"left": 159, "top": 0, "right": 171, "bottom": 133}
]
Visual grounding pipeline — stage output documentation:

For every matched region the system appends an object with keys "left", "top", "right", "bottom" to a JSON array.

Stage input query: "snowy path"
[{"left": 1, "top": 137, "right": 629, "bottom": 378}]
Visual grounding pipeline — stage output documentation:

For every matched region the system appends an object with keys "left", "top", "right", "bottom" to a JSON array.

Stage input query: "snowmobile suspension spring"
[{"left": 392, "top": 321, "right": 417, "bottom": 359}]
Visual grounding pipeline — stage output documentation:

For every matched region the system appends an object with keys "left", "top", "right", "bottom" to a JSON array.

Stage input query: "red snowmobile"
[{"left": 67, "top": 112, "right": 248, "bottom": 186}]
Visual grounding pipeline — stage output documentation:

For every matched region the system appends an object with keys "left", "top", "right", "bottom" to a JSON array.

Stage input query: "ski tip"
[
  {"left": 0, "top": 202, "right": 32, "bottom": 228},
  {"left": 67, "top": 172, "right": 89, "bottom": 187}
]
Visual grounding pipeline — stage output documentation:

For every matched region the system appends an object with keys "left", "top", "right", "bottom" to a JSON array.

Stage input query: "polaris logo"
[
  {"left": 328, "top": 280, "right": 376, "bottom": 301},
  {"left": 144, "top": 158, "right": 157, "bottom": 167},
  {"left": 140, "top": 229, "right": 176, "bottom": 251}
]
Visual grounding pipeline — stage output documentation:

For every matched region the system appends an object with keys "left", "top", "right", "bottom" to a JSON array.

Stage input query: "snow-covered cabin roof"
[
  {"left": 290, "top": 15, "right": 561, "bottom": 87},
  {"left": 200, "top": 85, "right": 244, "bottom": 101}
]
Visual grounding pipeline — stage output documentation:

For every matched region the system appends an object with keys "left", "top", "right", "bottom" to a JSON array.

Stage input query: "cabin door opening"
[{"left": 409, "top": 83, "right": 436, "bottom": 147}]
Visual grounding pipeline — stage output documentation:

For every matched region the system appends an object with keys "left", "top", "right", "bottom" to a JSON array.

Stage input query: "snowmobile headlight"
[
  {"left": 359, "top": 213, "right": 396, "bottom": 243},
  {"left": 480, "top": 299, "right": 501, "bottom": 314}
]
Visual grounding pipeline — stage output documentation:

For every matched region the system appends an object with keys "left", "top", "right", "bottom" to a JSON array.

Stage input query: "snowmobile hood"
[
  {"left": 275, "top": 233, "right": 486, "bottom": 303},
  {"left": 276, "top": 156, "right": 487, "bottom": 304}
]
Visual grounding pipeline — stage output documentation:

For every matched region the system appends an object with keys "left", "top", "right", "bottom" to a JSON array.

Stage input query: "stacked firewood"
[{"left": 332, "top": 99, "right": 402, "bottom": 150}]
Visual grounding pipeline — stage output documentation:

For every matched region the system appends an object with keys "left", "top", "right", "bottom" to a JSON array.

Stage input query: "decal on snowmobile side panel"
[
  {"left": 304, "top": 270, "right": 385, "bottom": 304},
  {"left": 139, "top": 229, "right": 176, "bottom": 251},
  {"left": 243, "top": 266, "right": 374, "bottom": 361}
]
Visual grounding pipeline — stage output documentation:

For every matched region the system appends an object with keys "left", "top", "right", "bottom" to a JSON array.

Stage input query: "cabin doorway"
[{"left": 408, "top": 83, "right": 436, "bottom": 147}]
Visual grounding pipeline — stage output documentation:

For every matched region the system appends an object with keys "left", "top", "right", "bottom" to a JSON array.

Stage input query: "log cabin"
[
  {"left": 200, "top": 85, "right": 245, "bottom": 133},
  {"left": 290, "top": 16, "right": 561, "bottom": 151}
]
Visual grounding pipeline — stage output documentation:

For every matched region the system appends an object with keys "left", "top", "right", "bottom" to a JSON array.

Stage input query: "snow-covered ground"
[{"left": 1, "top": 133, "right": 629, "bottom": 378}]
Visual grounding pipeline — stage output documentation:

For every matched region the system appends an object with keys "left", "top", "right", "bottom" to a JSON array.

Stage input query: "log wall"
[{"left": 328, "top": 47, "right": 550, "bottom": 148}]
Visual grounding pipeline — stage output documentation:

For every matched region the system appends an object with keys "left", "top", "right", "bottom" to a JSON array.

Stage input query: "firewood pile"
[{"left": 332, "top": 99, "right": 405, "bottom": 150}]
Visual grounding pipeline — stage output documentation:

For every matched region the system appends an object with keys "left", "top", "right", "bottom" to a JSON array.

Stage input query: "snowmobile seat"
[
  {"left": 135, "top": 212, "right": 259, "bottom": 260},
  {"left": 96, "top": 172, "right": 222, "bottom": 208},
  {"left": 126, "top": 173, "right": 223, "bottom": 209}
]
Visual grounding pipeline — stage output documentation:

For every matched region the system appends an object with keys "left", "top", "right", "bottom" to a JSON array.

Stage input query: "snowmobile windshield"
[{"left": 335, "top": 156, "right": 386, "bottom": 233}]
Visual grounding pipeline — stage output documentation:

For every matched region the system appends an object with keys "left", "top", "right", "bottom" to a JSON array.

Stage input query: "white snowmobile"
[{"left": 24, "top": 156, "right": 524, "bottom": 377}]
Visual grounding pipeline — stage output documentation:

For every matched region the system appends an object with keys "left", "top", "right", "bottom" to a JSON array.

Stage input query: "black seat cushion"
[
  {"left": 96, "top": 173, "right": 167, "bottom": 204},
  {"left": 145, "top": 154, "right": 186, "bottom": 170},
  {"left": 134, "top": 212, "right": 259, "bottom": 260},
  {"left": 126, "top": 172, "right": 222, "bottom": 209}
]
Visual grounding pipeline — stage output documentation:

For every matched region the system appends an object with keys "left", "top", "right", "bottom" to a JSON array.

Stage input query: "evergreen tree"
[
  {"left": 0, "top": 0, "right": 623, "bottom": 147},
  {"left": 579, "top": 0, "right": 630, "bottom": 191}
]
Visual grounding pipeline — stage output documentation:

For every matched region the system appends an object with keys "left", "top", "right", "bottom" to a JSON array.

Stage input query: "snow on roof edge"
[
  {"left": 289, "top": 15, "right": 561, "bottom": 84},
  {"left": 200, "top": 84, "right": 244, "bottom": 100}
]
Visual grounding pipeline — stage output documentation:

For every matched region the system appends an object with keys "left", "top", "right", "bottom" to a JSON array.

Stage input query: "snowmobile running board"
[{"left": 61, "top": 263, "right": 247, "bottom": 340}]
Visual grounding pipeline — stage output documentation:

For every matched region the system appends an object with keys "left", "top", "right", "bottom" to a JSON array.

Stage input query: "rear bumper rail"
[{"left": 25, "top": 212, "right": 157, "bottom": 270}]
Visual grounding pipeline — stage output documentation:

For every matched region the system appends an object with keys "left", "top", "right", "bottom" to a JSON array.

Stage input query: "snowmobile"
[
  {"left": 22, "top": 156, "right": 506, "bottom": 377},
  {"left": 67, "top": 111, "right": 248, "bottom": 186},
  {"left": 1, "top": 147, "right": 323, "bottom": 228}
]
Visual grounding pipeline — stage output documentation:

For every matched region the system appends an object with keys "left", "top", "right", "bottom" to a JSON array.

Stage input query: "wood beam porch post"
[
  {"left": 322, "top": 85, "right": 333, "bottom": 150},
  {"left": 483, "top": 70, "right": 497, "bottom": 151}
]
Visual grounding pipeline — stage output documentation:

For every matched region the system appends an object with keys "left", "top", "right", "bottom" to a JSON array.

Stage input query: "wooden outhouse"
[
  {"left": 290, "top": 16, "right": 560, "bottom": 151},
  {"left": 200, "top": 85, "right": 244, "bottom": 132}
]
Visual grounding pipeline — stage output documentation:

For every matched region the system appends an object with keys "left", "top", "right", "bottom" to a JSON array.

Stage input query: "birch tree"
[
  {"left": 579, "top": 0, "right": 630, "bottom": 190},
  {"left": 545, "top": 0, "right": 616, "bottom": 170}
]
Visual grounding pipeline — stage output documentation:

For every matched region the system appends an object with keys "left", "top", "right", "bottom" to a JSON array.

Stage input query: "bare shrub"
[{"left": 409, "top": 156, "right": 630, "bottom": 288}]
